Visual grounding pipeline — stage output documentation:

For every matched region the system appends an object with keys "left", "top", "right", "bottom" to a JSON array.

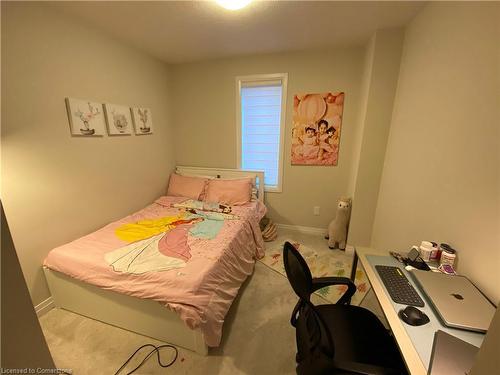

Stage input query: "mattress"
[{"left": 44, "top": 195, "right": 267, "bottom": 346}]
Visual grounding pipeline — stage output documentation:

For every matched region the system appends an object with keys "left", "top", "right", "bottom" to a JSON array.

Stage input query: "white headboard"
[{"left": 175, "top": 166, "right": 265, "bottom": 202}]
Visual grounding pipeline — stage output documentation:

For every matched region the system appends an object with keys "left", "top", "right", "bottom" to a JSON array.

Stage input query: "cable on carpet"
[{"left": 114, "top": 343, "right": 178, "bottom": 375}]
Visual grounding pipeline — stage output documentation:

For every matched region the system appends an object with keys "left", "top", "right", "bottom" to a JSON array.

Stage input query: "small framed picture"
[
  {"left": 131, "top": 107, "right": 153, "bottom": 135},
  {"left": 66, "top": 98, "right": 105, "bottom": 136},
  {"left": 103, "top": 103, "right": 133, "bottom": 135}
]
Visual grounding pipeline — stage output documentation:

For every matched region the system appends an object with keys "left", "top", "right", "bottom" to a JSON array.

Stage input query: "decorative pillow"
[
  {"left": 167, "top": 173, "right": 209, "bottom": 200},
  {"left": 210, "top": 175, "right": 259, "bottom": 201},
  {"left": 204, "top": 178, "right": 253, "bottom": 206},
  {"left": 176, "top": 172, "right": 216, "bottom": 200}
]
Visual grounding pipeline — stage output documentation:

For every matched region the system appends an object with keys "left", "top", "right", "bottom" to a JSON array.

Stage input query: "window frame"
[{"left": 236, "top": 73, "right": 288, "bottom": 193}]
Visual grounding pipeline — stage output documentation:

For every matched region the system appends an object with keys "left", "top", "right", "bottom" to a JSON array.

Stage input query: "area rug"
[{"left": 259, "top": 240, "right": 370, "bottom": 306}]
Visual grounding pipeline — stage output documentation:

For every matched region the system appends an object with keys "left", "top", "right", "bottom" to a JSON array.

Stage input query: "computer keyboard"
[{"left": 375, "top": 265, "right": 425, "bottom": 307}]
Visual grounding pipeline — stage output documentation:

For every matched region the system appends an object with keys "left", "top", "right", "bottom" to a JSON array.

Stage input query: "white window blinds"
[{"left": 239, "top": 76, "right": 286, "bottom": 190}]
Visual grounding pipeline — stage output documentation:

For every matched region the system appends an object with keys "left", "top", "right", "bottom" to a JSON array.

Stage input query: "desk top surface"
[{"left": 355, "top": 247, "right": 486, "bottom": 375}]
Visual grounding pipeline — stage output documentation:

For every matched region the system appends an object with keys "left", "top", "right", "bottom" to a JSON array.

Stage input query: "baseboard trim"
[
  {"left": 275, "top": 223, "right": 326, "bottom": 236},
  {"left": 35, "top": 296, "right": 54, "bottom": 317}
]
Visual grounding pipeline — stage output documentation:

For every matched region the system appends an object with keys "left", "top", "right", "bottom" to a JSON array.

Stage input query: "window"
[{"left": 236, "top": 73, "right": 287, "bottom": 192}]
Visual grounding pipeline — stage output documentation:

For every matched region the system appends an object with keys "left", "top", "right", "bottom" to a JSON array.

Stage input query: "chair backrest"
[
  {"left": 283, "top": 242, "right": 335, "bottom": 361},
  {"left": 283, "top": 241, "right": 313, "bottom": 301}
]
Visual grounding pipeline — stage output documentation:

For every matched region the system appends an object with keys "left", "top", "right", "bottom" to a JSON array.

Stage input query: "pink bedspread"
[{"left": 44, "top": 196, "right": 267, "bottom": 347}]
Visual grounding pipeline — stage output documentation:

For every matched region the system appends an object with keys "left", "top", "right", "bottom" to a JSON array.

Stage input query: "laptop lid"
[
  {"left": 429, "top": 330, "right": 479, "bottom": 375},
  {"left": 413, "top": 270, "right": 495, "bottom": 332}
]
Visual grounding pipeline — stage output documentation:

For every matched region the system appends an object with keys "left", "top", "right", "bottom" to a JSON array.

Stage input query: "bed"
[{"left": 43, "top": 166, "right": 265, "bottom": 355}]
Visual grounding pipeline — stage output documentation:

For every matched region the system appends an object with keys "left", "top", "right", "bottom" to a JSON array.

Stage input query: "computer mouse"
[{"left": 398, "top": 306, "right": 430, "bottom": 326}]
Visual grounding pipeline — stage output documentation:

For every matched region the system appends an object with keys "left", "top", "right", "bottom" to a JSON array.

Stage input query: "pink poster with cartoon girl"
[{"left": 291, "top": 92, "right": 345, "bottom": 166}]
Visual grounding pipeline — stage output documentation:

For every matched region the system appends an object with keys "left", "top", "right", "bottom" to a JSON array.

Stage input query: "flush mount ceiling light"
[{"left": 215, "top": 0, "right": 252, "bottom": 11}]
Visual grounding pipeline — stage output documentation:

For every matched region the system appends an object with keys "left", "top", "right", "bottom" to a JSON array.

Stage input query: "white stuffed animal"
[{"left": 326, "top": 197, "right": 352, "bottom": 250}]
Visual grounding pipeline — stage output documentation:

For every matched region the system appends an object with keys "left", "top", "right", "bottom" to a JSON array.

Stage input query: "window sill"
[{"left": 264, "top": 186, "right": 282, "bottom": 193}]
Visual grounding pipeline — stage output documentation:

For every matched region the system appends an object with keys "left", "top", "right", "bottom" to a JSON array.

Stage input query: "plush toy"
[
  {"left": 260, "top": 217, "right": 277, "bottom": 242},
  {"left": 326, "top": 197, "right": 352, "bottom": 250}
]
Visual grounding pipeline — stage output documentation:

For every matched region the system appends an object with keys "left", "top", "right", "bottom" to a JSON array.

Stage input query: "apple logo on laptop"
[{"left": 451, "top": 293, "right": 464, "bottom": 300}]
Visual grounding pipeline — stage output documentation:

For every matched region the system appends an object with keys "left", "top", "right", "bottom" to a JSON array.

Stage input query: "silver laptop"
[
  {"left": 413, "top": 270, "right": 495, "bottom": 332},
  {"left": 428, "top": 330, "right": 479, "bottom": 375}
]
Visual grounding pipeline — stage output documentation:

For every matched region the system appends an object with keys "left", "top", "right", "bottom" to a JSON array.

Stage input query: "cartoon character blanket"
[{"left": 105, "top": 207, "right": 239, "bottom": 274}]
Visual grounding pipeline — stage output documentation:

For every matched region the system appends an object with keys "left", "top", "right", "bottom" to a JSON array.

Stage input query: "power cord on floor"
[{"left": 114, "top": 343, "right": 178, "bottom": 375}]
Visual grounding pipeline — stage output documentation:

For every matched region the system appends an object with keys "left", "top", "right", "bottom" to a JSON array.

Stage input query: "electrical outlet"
[{"left": 313, "top": 206, "right": 320, "bottom": 216}]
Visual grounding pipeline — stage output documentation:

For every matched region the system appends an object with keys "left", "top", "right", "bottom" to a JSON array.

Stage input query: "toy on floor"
[
  {"left": 260, "top": 217, "right": 277, "bottom": 242},
  {"left": 325, "top": 197, "right": 352, "bottom": 250}
]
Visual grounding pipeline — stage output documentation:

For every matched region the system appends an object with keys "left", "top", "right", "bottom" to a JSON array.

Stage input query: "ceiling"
[{"left": 50, "top": 1, "right": 424, "bottom": 64}]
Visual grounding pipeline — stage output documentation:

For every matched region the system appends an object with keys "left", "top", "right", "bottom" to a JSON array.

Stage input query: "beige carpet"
[
  {"left": 39, "top": 229, "right": 385, "bottom": 375},
  {"left": 259, "top": 240, "right": 370, "bottom": 306}
]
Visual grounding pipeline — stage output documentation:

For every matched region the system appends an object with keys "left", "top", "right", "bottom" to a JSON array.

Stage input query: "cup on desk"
[
  {"left": 439, "top": 243, "right": 456, "bottom": 267},
  {"left": 419, "top": 241, "right": 433, "bottom": 262},
  {"left": 429, "top": 241, "right": 440, "bottom": 260}
]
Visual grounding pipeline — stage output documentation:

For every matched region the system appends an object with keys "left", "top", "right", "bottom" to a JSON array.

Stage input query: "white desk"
[{"left": 350, "top": 246, "right": 485, "bottom": 375}]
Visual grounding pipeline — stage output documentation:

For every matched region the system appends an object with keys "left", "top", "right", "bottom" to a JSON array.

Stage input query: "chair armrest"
[
  {"left": 311, "top": 276, "right": 355, "bottom": 291},
  {"left": 331, "top": 359, "right": 405, "bottom": 375},
  {"left": 311, "top": 277, "right": 356, "bottom": 305}
]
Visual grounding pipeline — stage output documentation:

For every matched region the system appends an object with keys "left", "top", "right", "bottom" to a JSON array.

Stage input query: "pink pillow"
[
  {"left": 204, "top": 178, "right": 253, "bottom": 206},
  {"left": 167, "top": 173, "right": 208, "bottom": 200}
]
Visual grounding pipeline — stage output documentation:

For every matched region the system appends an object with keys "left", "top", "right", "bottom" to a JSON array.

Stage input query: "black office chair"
[{"left": 283, "top": 241, "right": 408, "bottom": 375}]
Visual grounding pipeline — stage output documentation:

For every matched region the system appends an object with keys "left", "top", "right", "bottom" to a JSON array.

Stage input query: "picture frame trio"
[{"left": 65, "top": 97, "right": 153, "bottom": 137}]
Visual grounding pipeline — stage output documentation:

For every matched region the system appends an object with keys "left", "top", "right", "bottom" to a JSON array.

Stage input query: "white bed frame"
[{"left": 43, "top": 167, "right": 265, "bottom": 355}]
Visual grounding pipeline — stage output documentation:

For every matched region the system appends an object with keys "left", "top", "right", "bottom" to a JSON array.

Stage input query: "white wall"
[
  {"left": 171, "top": 48, "right": 365, "bottom": 229},
  {"left": 371, "top": 3, "right": 500, "bottom": 303},
  {"left": 348, "top": 28, "right": 404, "bottom": 246},
  {"left": 346, "top": 35, "right": 375, "bottom": 198},
  {"left": 1, "top": 3, "right": 176, "bottom": 306}
]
